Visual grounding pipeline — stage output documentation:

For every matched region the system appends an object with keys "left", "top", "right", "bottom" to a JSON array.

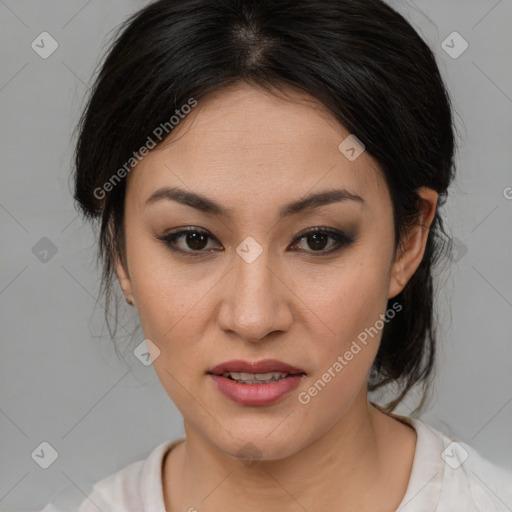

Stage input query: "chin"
[{"left": 212, "top": 427, "right": 308, "bottom": 464}]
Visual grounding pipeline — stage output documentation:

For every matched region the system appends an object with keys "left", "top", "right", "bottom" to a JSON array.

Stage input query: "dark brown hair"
[{"left": 72, "top": 0, "right": 458, "bottom": 414}]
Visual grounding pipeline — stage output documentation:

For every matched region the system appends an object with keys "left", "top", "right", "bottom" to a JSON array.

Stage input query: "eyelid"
[
  {"left": 157, "top": 226, "right": 221, "bottom": 257},
  {"left": 156, "top": 226, "right": 220, "bottom": 258},
  {"left": 290, "top": 226, "right": 353, "bottom": 253},
  {"left": 157, "top": 226, "right": 354, "bottom": 257}
]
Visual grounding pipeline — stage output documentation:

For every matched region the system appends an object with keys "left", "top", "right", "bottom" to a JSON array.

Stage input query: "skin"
[{"left": 115, "top": 81, "right": 438, "bottom": 511}]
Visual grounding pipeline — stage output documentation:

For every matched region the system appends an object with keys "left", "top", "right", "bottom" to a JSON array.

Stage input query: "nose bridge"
[{"left": 218, "top": 241, "right": 292, "bottom": 340}]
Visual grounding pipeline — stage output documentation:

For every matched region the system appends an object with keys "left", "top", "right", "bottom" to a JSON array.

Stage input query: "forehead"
[{"left": 126, "top": 82, "right": 388, "bottom": 213}]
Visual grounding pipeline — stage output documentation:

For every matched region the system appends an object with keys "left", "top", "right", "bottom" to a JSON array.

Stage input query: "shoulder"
[
  {"left": 76, "top": 438, "right": 183, "bottom": 512},
  {"left": 435, "top": 430, "right": 512, "bottom": 511},
  {"left": 41, "top": 438, "right": 184, "bottom": 512},
  {"left": 74, "top": 453, "right": 148, "bottom": 511},
  {"left": 394, "top": 415, "right": 512, "bottom": 511}
]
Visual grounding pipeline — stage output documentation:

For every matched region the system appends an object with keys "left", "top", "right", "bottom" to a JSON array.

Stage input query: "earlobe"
[
  {"left": 388, "top": 187, "right": 438, "bottom": 299},
  {"left": 114, "top": 253, "right": 135, "bottom": 306}
]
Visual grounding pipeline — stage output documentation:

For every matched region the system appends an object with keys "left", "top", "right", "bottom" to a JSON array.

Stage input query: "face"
[{"left": 116, "top": 81, "right": 436, "bottom": 461}]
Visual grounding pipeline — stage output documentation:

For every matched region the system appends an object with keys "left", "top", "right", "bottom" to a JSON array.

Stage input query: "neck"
[{"left": 163, "top": 390, "right": 416, "bottom": 511}]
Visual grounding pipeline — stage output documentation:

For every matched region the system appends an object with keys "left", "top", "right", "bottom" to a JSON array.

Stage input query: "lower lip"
[{"left": 209, "top": 374, "right": 304, "bottom": 406}]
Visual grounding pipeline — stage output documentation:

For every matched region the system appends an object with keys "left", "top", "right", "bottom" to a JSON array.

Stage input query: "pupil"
[
  {"left": 187, "top": 232, "right": 207, "bottom": 250},
  {"left": 308, "top": 232, "right": 328, "bottom": 251},
  {"left": 185, "top": 232, "right": 329, "bottom": 251}
]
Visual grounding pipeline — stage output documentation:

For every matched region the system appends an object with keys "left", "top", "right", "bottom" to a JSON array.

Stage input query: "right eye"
[{"left": 157, "top": 227, "right": 223, "bottom": 257}]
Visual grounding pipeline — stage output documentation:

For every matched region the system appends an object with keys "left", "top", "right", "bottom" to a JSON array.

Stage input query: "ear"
[
  {"left": 388, "top": 187, "right": 438, "bottom": 300},
  {"left": 114, "top": 251, "right": 135, "bottom": 306}
]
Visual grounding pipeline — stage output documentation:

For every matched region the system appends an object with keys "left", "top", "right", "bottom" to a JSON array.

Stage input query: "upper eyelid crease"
[
  {"left": 144, "top": 186, "right": 364, "bottom": 221},
  {"left": 158, "top": 226, "right": 353, "bottom": 257}
]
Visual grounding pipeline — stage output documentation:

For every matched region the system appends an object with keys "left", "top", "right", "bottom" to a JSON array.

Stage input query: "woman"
[{"left": 62, "top": 0, "right": 512, "bottom": 510}]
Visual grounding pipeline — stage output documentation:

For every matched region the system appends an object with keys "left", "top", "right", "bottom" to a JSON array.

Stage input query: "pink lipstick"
[{"left": 208, "top": 359, "right": 306, "bottom": 406}]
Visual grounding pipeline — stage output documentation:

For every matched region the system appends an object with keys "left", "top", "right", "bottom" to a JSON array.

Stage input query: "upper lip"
[{"left": 208, "top": 359, "right": 306, "bottom": 375}]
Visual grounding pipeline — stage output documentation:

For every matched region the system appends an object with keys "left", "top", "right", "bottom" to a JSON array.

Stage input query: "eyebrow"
[{"left": 144, "top": 186, "right": 364, "bottom": 220}]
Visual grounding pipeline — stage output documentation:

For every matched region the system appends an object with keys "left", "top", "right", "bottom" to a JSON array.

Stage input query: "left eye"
[
  {"left": 157, "top": 226, "right": 353, "bottom": 257},
  {"left": 290, "top": 227, "right": 352, "bottom": 253}
]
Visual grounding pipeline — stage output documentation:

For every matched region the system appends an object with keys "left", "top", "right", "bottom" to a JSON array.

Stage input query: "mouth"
[
  {"left": 208, "top": 359, "right": 306, "bottom": 382},
  {"left": 207, "top": 359, "right": 306, "bottom": 405},
  {"left": 216, "top": 371, "right": 294, "bottom": 384}
]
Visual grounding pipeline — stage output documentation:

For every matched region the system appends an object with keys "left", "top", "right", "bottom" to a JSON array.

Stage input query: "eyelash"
[{"left": 156, "top": 226, "right": 355, "bottom": 258}]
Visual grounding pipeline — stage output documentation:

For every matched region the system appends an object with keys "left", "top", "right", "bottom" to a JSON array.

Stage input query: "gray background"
[{"left": 0, "top": 0, "right": 511, "bottom": 510}]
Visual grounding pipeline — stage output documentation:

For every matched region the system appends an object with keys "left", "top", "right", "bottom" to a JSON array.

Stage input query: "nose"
[{"left": 216, "top": 246, "right": 294, "bottom": 343}]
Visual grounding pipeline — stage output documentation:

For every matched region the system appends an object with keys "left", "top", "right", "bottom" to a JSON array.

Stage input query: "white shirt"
[{"left": 42, "top": 416, "right": 512, "bottom": 511}]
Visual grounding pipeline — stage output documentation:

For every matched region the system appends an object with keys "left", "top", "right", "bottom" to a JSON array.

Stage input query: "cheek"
[
  {"left": 126, "top": 230, "right": 213, "bottom": 338},
  {"left": 306, "top": 256, "right": 391, "bottom": 344},
  {"left": 126, "top": 237, "right": 219, "bottom": 401},
  {"left": 297, "top": 258, "right": 391, "bottom": 401},
  {"left": 128, "top": 255, "right": 210, "bottom": 409},
  {"left": 295, "top": 267, "right": 389, "bottom": 414}
]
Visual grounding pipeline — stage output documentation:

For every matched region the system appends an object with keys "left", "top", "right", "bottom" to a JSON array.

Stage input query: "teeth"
[{"left": 222, "top": 371, "right": 289, "bottom": 384}]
